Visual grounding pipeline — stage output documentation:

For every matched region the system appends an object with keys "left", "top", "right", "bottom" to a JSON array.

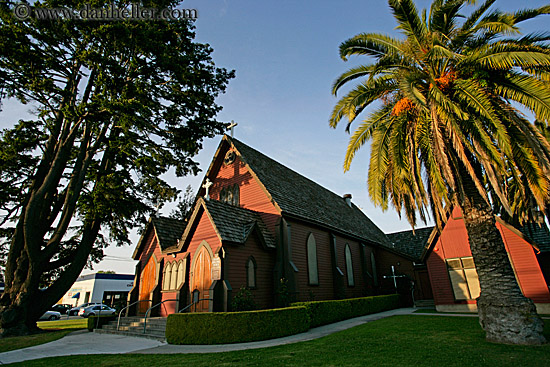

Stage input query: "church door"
[
  {"left": 191, "top": 246, "right": 212, "bottom": 312},
  {"left": 139, "top": 256, "right": 157, "bottom": 315}
]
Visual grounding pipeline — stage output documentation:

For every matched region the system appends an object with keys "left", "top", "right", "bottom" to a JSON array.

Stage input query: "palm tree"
[{"left": 330, "top": 0, "right": 550, "bottom": 345}]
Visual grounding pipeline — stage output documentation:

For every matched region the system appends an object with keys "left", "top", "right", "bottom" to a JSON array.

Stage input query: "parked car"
[
  {"left": 50, "top": 304, "right": 72, "bottom": 314},
  {"left": 39, "top": 310, "right": 61, "bottom": 321},
  {"left": 68, "top": 302, "right": 101, "bottom": 316},
  {"left": 78, "top": 304, "right": 117, "bottom": 318}
]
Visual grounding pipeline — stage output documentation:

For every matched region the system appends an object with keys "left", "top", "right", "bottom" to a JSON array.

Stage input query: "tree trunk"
[{"left": 460, "top": 189, "right": 546, "bottom": 345}]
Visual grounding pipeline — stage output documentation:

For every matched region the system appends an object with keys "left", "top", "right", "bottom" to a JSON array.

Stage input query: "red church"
[
  {"left": 388, "top": 207, "right": 550, "bottom": 313},
  {"left": 127, "top": 135, "right": 426, "bottom": 315}
]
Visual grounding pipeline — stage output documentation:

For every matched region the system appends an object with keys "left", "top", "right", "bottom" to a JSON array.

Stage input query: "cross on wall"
[{"left": 383, "top": 265, "right": 407, "bottom": 290}]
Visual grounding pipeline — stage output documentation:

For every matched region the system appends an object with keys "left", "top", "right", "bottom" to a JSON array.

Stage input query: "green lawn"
[
  {"left": 7, "top": 315, "right": 550, "bottom": 367},
  {"left": 0, "top": 319, "right": 87, "bottom": 353}
]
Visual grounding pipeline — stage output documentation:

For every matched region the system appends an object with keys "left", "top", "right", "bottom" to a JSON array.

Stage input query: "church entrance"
[
  {"left": 191, "top": 245, "right": 212, "bottom": 312},
  {"left": 139, "top": 256, "right": 156, "bottom": 315}
]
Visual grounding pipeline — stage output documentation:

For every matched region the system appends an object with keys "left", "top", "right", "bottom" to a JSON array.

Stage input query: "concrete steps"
[
  {"left": 414, "top": 299, "right": 435, "bottom": 308},
  {"left": 94, "top": 316, "right": 167, "bottom": 341}
]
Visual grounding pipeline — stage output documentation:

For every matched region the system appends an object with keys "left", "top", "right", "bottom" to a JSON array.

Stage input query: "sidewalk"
[{"left": 0, "top": 307, "right": 415, "bottom": 364}]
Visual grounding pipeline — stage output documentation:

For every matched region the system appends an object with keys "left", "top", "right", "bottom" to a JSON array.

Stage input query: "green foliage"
[
  {"left": 330, "top": 0, "right": 550, "bottom": 227},
  {"left": 292, "top": 294, "right": 399, "bottom": 328},
  {"left": 230, "top": 286, "right": 258, "bottom": 312},
  {"left": 166, "top": 307, "right": 310, "bottom": 344},
  {"left": 276, "top": 277, "right": 291, "bottom": 307},
  {"left": 0, "top": 0, "right": 233, "bottom": 333},
  {"left": 87, "top": 315, "right": 117, "bottom": 331}
]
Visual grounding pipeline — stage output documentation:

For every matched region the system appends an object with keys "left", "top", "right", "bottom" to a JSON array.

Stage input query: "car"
[
  {"left": 68, "top": 302, "right": 101, "bottom": 316},
  {"left": 78, "top": 304, "right": 117, "bottom": 318},
  {"left": 50, "top": 304, "right": 72, "bottom": 314},
  {"left": 39, "top": 310, "right": 61, "bottom": 321}
]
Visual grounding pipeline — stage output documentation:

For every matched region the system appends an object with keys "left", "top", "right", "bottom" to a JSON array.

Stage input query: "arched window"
[
  {"left": 220, "top": 184, "right": 240, "bottom": 206},
  {"left": 345, "top": 244, "right": 354, "bottom": 287},
  {"left": 170, "top": 261, "right": 178, "bottom": 290},
  {"left": 371, "top": 253, "right": 378, "bottom": 287},
  {"left": 163, "top": 262, "right": 172, "bottom": 290},
  {"left": 307, "top": 233, "right": 319, "bottom": 285},
  {"left": 176, "top": 260, "right": 186, "bottom": 289},
  {"left": 246, "top": 256, "right": 257, "bottom": 289}
]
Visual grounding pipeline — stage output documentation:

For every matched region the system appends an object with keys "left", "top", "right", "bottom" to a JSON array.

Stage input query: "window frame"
[
  {"left": 306, "top": 233, "right": 319, "bottom": 286},
  {"left": 345, "top": 244, "right": 355, "bottom": 287},
  {"left": 246, "top": 256, "right": 257, "bottom": 289}
]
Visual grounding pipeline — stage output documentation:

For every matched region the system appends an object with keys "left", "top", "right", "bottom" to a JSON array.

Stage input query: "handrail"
[
  {"left": 178, "top": 298, "right": 213, "bottom": 313},
  {"left": 143, "top": 299, "right": 178, "bottom": 333},
  {"left": 117, "top": 300, "right": 152, "bottom": 331}
]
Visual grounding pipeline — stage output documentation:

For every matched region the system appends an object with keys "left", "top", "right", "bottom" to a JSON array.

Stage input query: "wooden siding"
[
  {"left": 426, "top": 207, "right": 550, "bottom": 306},
  {"left": 289, "top": 220, "right": 335, "bottom": 301},
  {"left": 497, "top": 222, "right": 550, "bottom": 303},
  {"left": 209, "top": 153, "right": 280, "bottom": 234},
  {"left": 225, "top": 231, "right": 275, "bottom": 309}
]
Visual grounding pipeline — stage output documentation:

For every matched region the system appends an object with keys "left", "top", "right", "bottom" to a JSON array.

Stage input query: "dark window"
[
  {"left": 345, "top": 244, "right": 355, "bottom": 287},
  {"left": 220, "top": 184, "right": 240, "bottom": 206},
  {"left": 307, "top": 233, "right": 319, "bottom": 285},
  {"left": 246, "top": 256, "right": 257, "bottom": 289}
]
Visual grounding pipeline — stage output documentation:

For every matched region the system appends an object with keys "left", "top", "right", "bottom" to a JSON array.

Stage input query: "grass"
[
  {"left": 6, "top": 315, "right": 550, "bottom": 367},
  {"left": 0, "top": 318, "right": 87, "bottom": 353}
]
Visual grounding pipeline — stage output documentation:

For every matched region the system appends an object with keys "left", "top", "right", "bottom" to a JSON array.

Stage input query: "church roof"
[
  {"left": 151, "top": 216, "right": 187, "bottom": 251},
  {"left": 203, "top": 199, "right": 276, "bottom": 248},
  {"left": 518, "top": 223, "right": 550, "bottom": 253},
  {"left": 225, "top": 136, "right": 392, "bottom": 247},
  {"left": 132, "top": 216, "right": 186, "bottom": 259},
  {"left": 386, "top": 227, "right": 435, "bottom": 261}
]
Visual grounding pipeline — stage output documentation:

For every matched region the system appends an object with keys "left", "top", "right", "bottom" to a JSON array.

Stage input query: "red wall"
[
  {"left": 225, "top": 232, "right": 276, "bottom": 309},
  {"left": 209, "top": 153, "right": 280, "bottom": 234},
  {"left": 497, "top": 222, "right": 550, "bottom": 303},
  {"left": 426, "top": 207, "right": 550, "bottom": 306}
]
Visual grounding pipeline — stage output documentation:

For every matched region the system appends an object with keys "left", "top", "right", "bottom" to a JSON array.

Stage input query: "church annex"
[{"left": 128, "top": 135, "right": 429, "bottom": 315}]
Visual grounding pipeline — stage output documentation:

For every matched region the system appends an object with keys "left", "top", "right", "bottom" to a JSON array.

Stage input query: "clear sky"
[{"left": 1, "top": 0, "right": 548, "bottom": 275}]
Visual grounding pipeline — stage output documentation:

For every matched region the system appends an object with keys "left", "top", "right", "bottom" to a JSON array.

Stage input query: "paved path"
[{"left": 0, "top": 307, "right": 415, "bottom": 364}]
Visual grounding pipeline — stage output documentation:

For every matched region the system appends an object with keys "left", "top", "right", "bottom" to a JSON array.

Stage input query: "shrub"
[
  {"left": 87, "top": 315, "right": 117, "bottom": 331},
  {"left": 166, "top": 306, "right": 309, "bottom": 345},
  {"left": 231, "top": 286, "right": 257, "bottom": 311},
  {"left": 292, "top": 294, "right": 399, "bottom": 328}
]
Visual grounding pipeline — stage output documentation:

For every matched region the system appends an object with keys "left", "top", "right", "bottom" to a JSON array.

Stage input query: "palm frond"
[{"left": 339, "top": 33, "right": 404, "bottom": 61}]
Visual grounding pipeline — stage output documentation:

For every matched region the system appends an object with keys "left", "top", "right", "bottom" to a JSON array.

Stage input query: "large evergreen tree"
[
  {"left": 0, "top": 0, "right": 233, "bottom": 336},
  {"left": 330, "top": 0, "right": 550, "bottom": 344}
]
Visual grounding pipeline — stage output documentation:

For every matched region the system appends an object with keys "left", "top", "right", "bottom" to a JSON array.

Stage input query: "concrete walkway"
[{"left": 0, "top": 307, "right": 415, "bottom": 364}]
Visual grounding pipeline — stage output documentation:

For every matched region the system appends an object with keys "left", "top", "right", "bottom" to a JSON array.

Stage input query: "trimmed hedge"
[
  {"left": 291, "top": 294, "right": 399, "bottom": 328},
  {"left": 87, "top": 315, "right": 117, "bottom": 331},
  {"left": 166, "top": 306, "right": 310, "bottom": 345}
]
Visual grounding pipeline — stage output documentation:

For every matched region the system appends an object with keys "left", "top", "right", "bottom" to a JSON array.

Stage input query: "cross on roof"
[
  {"left": 202, "top": 178, "right": 213, "bottom": 201},
  {"left": 228, "top": 121, "right": 238, "bottom": 138}
]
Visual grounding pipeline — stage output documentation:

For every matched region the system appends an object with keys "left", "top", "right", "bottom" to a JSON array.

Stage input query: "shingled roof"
[
  {"left": 203, "top": 199, "right": 275, "bottom": 248},
  {"left": 151, "top": 216, "right": 186, "bottom": 251},
  {"left": 132, "top": 216, "right": 186, "bottom": 259},
  {"left": 227, "top": 137, "right": 392, "bottom": 247},
  {"left": 518, "top": 223, "right": 550, "bottom": 253},
  {"left": 386, "top": 227, "right": 435, "bottom": 261}
]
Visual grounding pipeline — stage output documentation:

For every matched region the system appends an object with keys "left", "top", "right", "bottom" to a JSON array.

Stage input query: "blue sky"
[{"left": 1, "top": 0, "right": 548, "bottom": 274}]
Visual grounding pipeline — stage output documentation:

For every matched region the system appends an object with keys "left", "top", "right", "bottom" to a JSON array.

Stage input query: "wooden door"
[
  {"left": 139, "top": 256, "right": 156, "bottom": 314},
  {"left": 191, "top": 246, "right": 212, "bottom": 312}
]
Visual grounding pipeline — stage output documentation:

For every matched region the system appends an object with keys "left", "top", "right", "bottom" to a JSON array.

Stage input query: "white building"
[{"left": 62, "top": 273, "right": 134, "bottom": 307}]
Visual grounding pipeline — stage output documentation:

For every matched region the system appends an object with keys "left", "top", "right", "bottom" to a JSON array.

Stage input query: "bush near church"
[
  {"left": 292, "top": 294, "right": 399, "bottom": 328},
  {"left": 165, "top": 294, "right": 399, "bottom": 344},
  {"left": 166, "top": 306, "right": 309, "bottom": 344}
]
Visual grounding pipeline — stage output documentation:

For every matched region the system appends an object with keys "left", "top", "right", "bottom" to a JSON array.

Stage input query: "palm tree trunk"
[{"left": 460, "top": 180, "right": 546, "bottom": 345}]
